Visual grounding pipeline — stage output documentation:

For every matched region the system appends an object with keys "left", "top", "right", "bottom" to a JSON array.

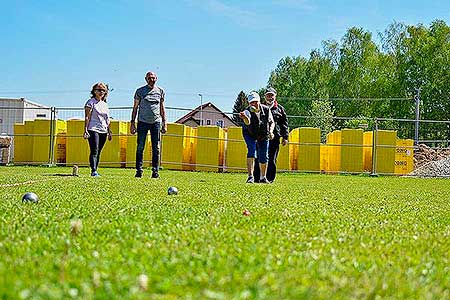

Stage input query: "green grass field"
[{"left": 0, "top": 166, "right": 449, "bottom": 300}]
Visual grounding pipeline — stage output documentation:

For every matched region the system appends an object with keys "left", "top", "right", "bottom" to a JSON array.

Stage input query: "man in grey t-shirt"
[{"left": 130, "top": 71, "right": 167, "bottom": 178}]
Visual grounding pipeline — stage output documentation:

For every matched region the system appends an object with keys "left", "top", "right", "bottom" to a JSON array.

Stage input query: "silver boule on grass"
[
  {"left": 167, "top": 186, "right": 178, "bottom": 195},
  {"left": 22, "top": 192, "right": 39, "bottom": 203}
]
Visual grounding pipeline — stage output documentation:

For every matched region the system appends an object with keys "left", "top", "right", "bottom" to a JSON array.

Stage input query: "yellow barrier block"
[
  {"left": 101, "top": 120, "right": 127, "bottom": 168},
  {"left": 30, "top": 120, "right": 66, "bottom": 165},
  {"left": 363, "top": 131, "right": 373, "bottom": 172},
  {"left": 225, "top": 126, "right": 246, "bottom": 172},
  {"left": 320, "top": 144, "right": 329, "bottom": 172},
  {"left": 125, "top": 122, "right": 151, "bottom": 169},
  {"left": 291, "top": 127, "right": 321, "bottom": 172},
  {"left": 162, "top": 123, "right": 189, "bottom": 170},
  {"left": 341, "top": 129, "right": 364, "bottom": 173},
  {"left": 277, "top": 137, "right": 290, "bottom": 171},
  {"left": 374, "top": 130, "right": 397, "bottom": 174},
  {"left": 66, "top": 120, "right": 90, "bottom": 166},
  {"left": 13, "top": 123, "right": 31, "bottom": 164},
  {"left": 196, "top": 126, "right": 225, "bottom": 172},
  {"left": 67, "top": 120, "right": 126, "bottom": 168},
  {"left": 395, "top": 139, "right": 414, "bottom": 175},
  {"left": 56, "top": 133, "right": 66, "bottom": 165},
  {"left": 31, "top": 120, "right": 51, "bottom": 164},
  {"left": 326, "top": 130, "right": 341, "bottom": 173},
  {"left": 289, "top": 128, "right": 299, "bottom": 170},
  {"left": 185, "top": 127, "right": 197, "bottom": 171}
]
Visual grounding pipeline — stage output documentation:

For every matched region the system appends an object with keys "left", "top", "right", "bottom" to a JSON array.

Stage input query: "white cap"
[
  {"left": 265, "top": 87, "right": 277, "bottom": 95},
  {"left": 247, "top": 91, "right": 260, "bottom": 103}
]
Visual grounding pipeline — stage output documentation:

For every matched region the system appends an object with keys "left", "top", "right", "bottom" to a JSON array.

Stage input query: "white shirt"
[{"left": 85, "top": 98, "right": 110, "bottom": 133}]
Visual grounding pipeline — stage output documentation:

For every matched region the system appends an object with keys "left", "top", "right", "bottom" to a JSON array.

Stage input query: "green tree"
[
  {"left": 265, "top": 20, "right": 450, "bottom": 142},
  {"left": 232, "top": 91, "right": 248, "bottom": 126},
  {"left": 268, "top": 56, "right": 312, "bottom": 127},
  {"left": 307, "top": 99, "right": 334, "bottom": 142}
]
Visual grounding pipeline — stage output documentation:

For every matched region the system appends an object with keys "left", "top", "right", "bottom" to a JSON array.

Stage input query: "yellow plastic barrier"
[
  {"left": 31, "top": 119, "right": 51, "bottom": 164},
  {"left": 225, "top": 126, "right": 246, "bottom": 172},
  {"left": 374, "top": 130, "right": 397, "bottom": 174},
  {"left": 196, "top": 126, "right": 225, "bottom": 172},
  {"left": 66, "top": 120, "right": 126, "bottom": 168},
  {"left": 185, "top": 127, "right": 197, "bottom": 171},
  {"left": 363, "top": 131, "right": 374, "bottom": 172},
  {"left": 287, "top": 129, "right": 298, "bottom": 170},
  {"left": 66, "top": 120, "right": 90, "bottom": 166},
  {"left": 395, "top": 139, "right": 414, "bottom": 175},
  {"left": 162, "top": 123, "right": 190, "bottom": 170},
  {"left": 320, "top": 144, "right": 329, "bottom": 172},
  {"left": 14, "top": 120, "right": 66, "bottom": 165},
  {"left": 288, "top": 128, "right": 299, "bottom": 170},
  {"left": 31, "top": 120, "right": 67, "bottom": 164},
  {"left": 101, "top": 120, "right": 127, "bottom": 168},
  {"left": 291, "top": 127, "right": 321, "bottom": 172},
  {"left": 125, "top": 122, "right": 151, "bottom": 169},
  {"left": 56, "top": 133, "right": 66, "bottom": 165},
  {"left": 13, "top": 123, "right": 31, "bottom": 164},
  {"left": 326, "top": 130, "right": 341, "bottom": 173},
  {"left": 277, "top": 137, "right": 290, "bottom": 171},
  {"left": 341, "top": 129, "right": 364, "bottom": 173}
]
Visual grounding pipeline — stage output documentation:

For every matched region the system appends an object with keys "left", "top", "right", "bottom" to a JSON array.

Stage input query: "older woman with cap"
[
  {"left": 254, "top": 87, "right": 289, "bottom": 183},
  {"left": 239, "top": 91, "right": 275, "bottom": 183}
]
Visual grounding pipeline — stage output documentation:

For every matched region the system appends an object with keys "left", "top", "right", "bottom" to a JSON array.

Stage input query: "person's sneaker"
[
  {"left": 135, "top": 171, "right": 143, "bottom": 178},
  {"left": 259, "top": 177, "right": 270, "bottom": 184},
  {"left": 91, "top": 171, "right": 100, "bottom": 177},
  {"left": 151, "top": 171, "right": 160, "bottom": 178},
  {"left": 246, "top": 176, "right": 254, "bottom": 183}
]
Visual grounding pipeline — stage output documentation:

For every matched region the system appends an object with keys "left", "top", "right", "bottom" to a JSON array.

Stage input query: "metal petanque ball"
[
  {"left": 167, "top": 187, "right": 178, "bottom": 195},
  {"left": 22, "top": 192, "right": 39, "bottom": 203}
]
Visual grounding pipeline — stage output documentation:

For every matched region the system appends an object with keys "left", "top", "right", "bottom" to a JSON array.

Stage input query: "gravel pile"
[
  {"left": 0, "top": 136, "right": 11, "bottom": 148},
  {"left": 414, "top": 144, "right": 450, "bottom": 169},
  {"left": 410, "top": 144, "right": 450, "bottom": 177},
  {"left": 409, "top": 157, "right": 450, "bottom": 177}
]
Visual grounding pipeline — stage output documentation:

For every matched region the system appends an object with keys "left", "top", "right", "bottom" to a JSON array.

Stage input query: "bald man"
[{"left": 130, "top": 71, "right": 167, "bottom": 178}]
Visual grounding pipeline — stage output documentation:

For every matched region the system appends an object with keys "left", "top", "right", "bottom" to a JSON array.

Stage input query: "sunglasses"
[{"left": 95, "top": 89, "right": 107, "bottom": 93}]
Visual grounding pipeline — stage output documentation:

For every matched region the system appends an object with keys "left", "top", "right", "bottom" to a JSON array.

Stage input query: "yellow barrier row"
[
  {"left": 13, "top": 120, "right": 414, "bottom": 174},
  {"left": 14, "top": 120, "right": 66, "bottom": 164}
]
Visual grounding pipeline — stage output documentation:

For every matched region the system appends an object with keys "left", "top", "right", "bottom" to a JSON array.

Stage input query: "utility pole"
[
  {"left": 414, "top": 88, "right": 421, "bottom": 146},
  {"left": 198, "top": 93, "right": 203, "bottom": 126}
]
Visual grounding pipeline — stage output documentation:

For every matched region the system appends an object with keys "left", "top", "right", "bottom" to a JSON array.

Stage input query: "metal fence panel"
[{"left": 1, "top": 104, "right": 449, "bottom": 177}]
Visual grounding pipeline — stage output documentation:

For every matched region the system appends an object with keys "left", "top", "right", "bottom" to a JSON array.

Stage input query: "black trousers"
[
  {"left": 253, "top": 137, "right": 280, "bottom": 182},
  {"left": 87, "top": 130, "right": 107, "bottom": 173}
]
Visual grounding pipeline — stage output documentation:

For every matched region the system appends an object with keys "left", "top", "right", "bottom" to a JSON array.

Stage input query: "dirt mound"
[{"left": 411, "top": 144, "right": 450, "bottom": 177}]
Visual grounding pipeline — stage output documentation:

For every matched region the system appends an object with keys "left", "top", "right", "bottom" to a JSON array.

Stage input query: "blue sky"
[{"left": 0, "top": 0, "right": 449, "bottom": 113}]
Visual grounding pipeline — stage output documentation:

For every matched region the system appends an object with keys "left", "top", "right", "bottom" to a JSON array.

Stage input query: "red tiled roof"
[{"left": 175, "top": 102, "right": 236, "bottom": 125}]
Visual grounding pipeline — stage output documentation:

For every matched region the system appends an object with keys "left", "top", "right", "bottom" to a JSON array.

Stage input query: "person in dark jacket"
[
  {"left": 239, "top": 91, "right": 275, "bottom": 184},
  {"left": 254, "top": 87, "right": 289, "bottom": 183}
]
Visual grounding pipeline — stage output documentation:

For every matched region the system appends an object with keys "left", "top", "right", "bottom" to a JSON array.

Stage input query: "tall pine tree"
[{"left": 232, "top": 91, "right": 248, "bottom": 126}]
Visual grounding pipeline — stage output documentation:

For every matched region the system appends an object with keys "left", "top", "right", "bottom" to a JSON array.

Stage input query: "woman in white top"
[{"left": 83, "top": 82, "right": 112, "bottom": 177}]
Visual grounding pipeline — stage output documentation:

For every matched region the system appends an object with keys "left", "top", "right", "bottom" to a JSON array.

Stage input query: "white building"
[
  {"left": 0, "top": 98, "right": 51, "bottom": 162},
  {"left": 175, "top": 102, "right": 236, "bottom": 128},
  {"left": 0, "top": 98, "right": 51, "bottom": 135}
]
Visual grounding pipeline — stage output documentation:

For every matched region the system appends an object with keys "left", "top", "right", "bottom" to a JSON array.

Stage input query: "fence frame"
[{"left": 1, "top": 104, "right": 450, "bottom": 176}]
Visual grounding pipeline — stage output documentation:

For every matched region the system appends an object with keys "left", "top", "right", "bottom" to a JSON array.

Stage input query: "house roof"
[
  {"left": 0, "top": 98, "right": 49, "bottom": 108},
  {"left": 175, "top": 102, "right": 236, "bottom": 125}
]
